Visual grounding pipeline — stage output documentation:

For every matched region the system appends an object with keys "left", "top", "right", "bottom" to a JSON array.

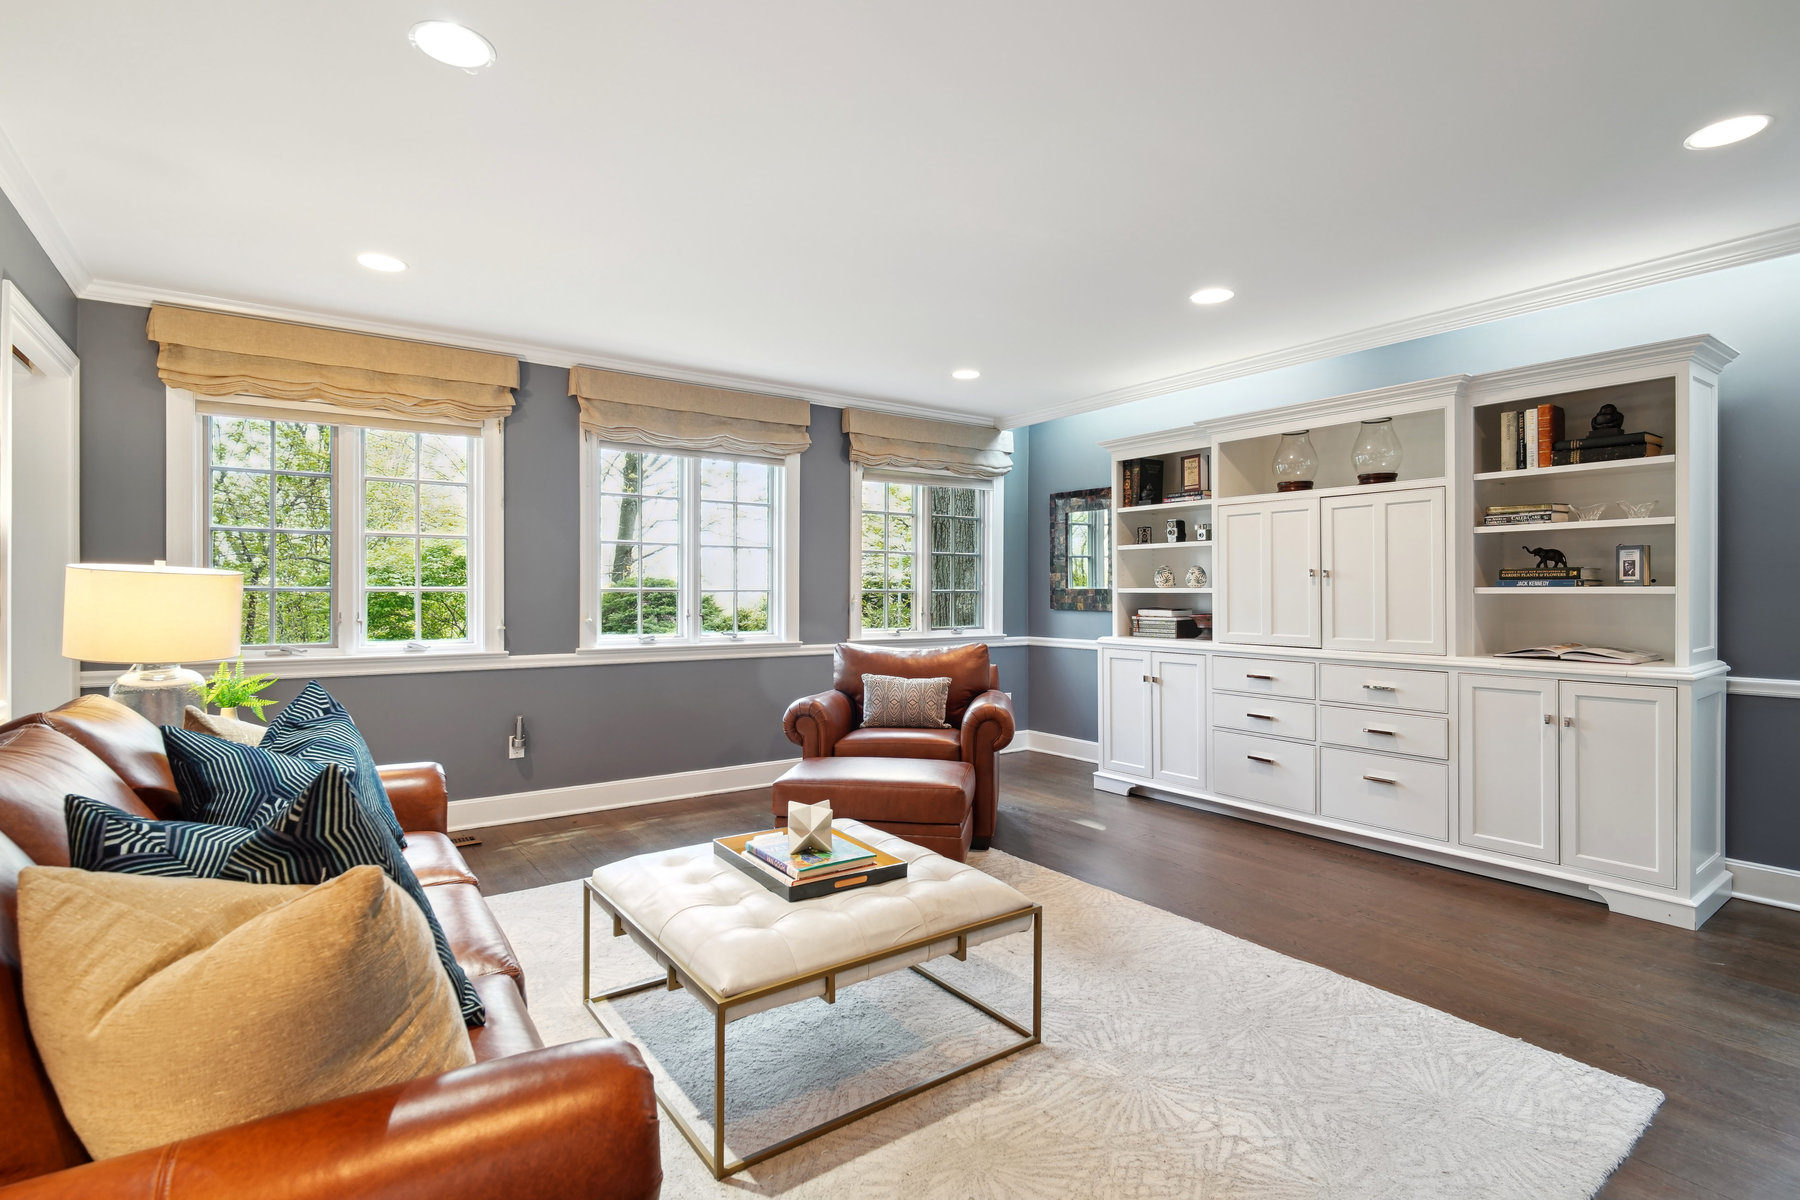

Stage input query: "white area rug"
[{"left": 489, "top": 850, "right": 1660, "bottom": 1199}]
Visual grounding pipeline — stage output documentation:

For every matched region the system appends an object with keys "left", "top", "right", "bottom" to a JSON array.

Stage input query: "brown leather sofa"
[
  {"left": 0, "top": 696, "right": 662, "bottom": 1200},
  {"left": 782, "top": 643, "right": 1016, "bottom": 849}
]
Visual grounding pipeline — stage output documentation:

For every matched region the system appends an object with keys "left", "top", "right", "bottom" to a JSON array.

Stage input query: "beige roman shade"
[
  {"left": 842, "top": 409, "right": 1014, "bottom": 478},
  {"left": 570, "top": 366, "right": 812, "bottom": 458},
  {"left": 147, "top": 305, "right": 518, "bottom": 426}
]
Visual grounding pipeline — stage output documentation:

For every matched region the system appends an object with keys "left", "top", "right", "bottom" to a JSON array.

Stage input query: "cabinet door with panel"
[
  {"left": 1151, "top": 652, "right": 1206, "bottom": 789},
  {"left": 1321, "top": 487, "right": 1445, "bottom": 655},
  {"left": 1216, "top": 498, "right": 1320, "bottom": 647},
  {"left": 1559, "top": 681, "right": 1678, "bottom": 887},
  {"left": 1099, "top": 647, "right": 1154, "bottom": 778},
  {"left": 1458, "top": 674, "right": 1559, "bottom": 862}
]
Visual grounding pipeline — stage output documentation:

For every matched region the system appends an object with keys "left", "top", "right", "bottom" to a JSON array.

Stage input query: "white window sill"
[
  {"left": 848, "top": 630, "right": 1006, "bottom": 645},
  {"left": 576, "top": 638, "right": 815, "bottom": 665},
  {"left": 79, "top": 649, "right": 511, "bottom": 688}
]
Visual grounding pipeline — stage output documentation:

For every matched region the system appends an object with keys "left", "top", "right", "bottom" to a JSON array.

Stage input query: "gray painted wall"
[
  {"left": 72, "top": 299, "right": 1028, "bottom": 799},
  {"left": 1021, "top": 250, "right": 1800, "bottom": 869},
  {"left": 0, "top": 189, "right": 76, "bottom": 348}
]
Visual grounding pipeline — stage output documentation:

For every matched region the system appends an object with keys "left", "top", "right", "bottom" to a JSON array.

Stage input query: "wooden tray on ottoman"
[{"left": 713, "top": 829, "right": 907, "bottom": 900}]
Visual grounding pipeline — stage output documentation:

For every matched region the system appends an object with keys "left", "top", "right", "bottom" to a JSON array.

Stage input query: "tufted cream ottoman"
[{"left": 583, "top": 819, "right": 1041, "bottom": 1178}]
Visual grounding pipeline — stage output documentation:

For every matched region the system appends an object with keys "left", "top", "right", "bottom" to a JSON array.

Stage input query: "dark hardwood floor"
[{"left": 461, "top": 751, "right": 1800, "bottom": 1200}]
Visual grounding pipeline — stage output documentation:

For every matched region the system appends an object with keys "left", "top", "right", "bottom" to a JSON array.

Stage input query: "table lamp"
[{"left": 62, "top": 563, "right": 244, "bottom": 727}]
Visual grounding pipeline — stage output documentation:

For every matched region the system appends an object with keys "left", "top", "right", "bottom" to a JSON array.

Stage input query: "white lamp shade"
[{"left": 62, "top": 564, "right": 243, "bottom": 664}]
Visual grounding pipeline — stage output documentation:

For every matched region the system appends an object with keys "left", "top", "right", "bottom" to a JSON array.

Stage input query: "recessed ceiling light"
[
  {"left": 357, "top": 252, "right": 407, "bottom": 273},
  {"left": 1189, "top": 286, "right": 1235, "bottom": 305},
  {"left": 952, "top": 368, "right": 981, "bottom": 381},
  {"left": 409, "top": 20, "right": 497, "bottom": 70},
  {"left": 1684, "top": 114, "right": 1771, "bottom": 149}
]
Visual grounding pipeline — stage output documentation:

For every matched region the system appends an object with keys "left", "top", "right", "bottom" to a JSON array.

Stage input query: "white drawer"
[
  {"left": 1212, "top": 692, "right": 1317, "bottom": 741},
  {"left": 1318, "top": 705, "right": 1449, "bottom": 760},
  {"left": 1212, "top": 730, "right": 1317, "bottom": 814},
  {"left": 1319, "top": 663, "right": 1448, "bottom": 713},
  {"left": 1320, "top": 747, "right": 1450, "bottom": 841},
  {"left": 1213, "top": 656, "right": 1316, "bottom": 700}
]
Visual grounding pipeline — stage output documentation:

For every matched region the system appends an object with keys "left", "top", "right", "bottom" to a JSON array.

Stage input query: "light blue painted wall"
[{"left": 1017, "top": 250, "right": 1800, "bottom": 868}]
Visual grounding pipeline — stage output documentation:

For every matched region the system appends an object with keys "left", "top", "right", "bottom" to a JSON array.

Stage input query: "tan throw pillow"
[
  {"left": 19, "top": 864, "right": 474, "bottom": 1159},
  {"left": 183, "top": 704, "right": 266, "bottom": 747},
  {"left": 861, "top": 674, "right": 952, "bottom": 729}
]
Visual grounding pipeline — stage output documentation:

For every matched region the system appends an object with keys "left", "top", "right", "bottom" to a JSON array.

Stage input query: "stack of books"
[
  {"left": 1161, "top": 489, "right": 1210, "bottom": 503},
  {"left": 1483, "top": 503, "right": 1572, "bottom": 525},
  {"left": 1132, "top": 609, "right": 1210, "bottom": 639},
  {"left": 1121, "top": 458, "right": 1164, "bottom": 507},
  {"left": 1494, "top": 567, "right": 1583, "bottom": 588},
  {"left": 1497, "top": 404, "right": 1565, "bottom": 471},
  {"left": 1549, "top": 432, "right": 1664, "bottom": 466},
  {"left": 714, "top": 829, "right": 906, "bottom": 900}
]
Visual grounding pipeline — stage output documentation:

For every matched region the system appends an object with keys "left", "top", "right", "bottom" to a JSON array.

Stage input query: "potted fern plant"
[{"left": 202, "top": 659, "right": 278, "bottom": 722}]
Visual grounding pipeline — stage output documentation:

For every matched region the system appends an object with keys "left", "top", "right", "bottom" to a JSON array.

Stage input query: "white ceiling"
[{"left": 2, "top": 1, "right": 1798, "bottom": 426}]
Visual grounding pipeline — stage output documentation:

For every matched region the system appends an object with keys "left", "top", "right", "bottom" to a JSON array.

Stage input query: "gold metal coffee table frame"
[{"left": 582, "top": 877, "right": 1043, "bottom": 1179}]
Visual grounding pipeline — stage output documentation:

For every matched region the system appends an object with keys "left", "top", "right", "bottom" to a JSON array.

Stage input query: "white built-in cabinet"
[
  {"left": 1099, "top": 647, "right": 1206, "bottom": 790},
  {"left": 1322, "top": 488, "right": 1445, "bottom": 655},
  {"left": 1217, "top": 497, "right": 1319, "bottom": 647},
  {"left": 1095, "top": 336, "right": 1735, "bottom": 929}
]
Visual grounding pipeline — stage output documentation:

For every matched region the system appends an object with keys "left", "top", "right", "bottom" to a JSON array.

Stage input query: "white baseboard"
[
  {"left": 448, "top": 757, "right": 797, "bottom": 830},
  {"left": 1723, "top": 858, "right": 1800, "bottom": 912},
  {"left": 1006, "top": 730, "right": 1100, "bottom": 762},
  {"left": 446, "top": 730, "right": 1096, "bottom": 829}
]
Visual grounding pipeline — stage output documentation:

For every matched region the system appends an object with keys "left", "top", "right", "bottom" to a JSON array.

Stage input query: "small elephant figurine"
[{"left": 1522, "top": 545, "right": 1569, "bottom": 569}]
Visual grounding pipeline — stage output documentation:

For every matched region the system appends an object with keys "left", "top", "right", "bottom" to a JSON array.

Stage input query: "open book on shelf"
[{"left": 1493, "top": 643, "right": 1663, "bottom": 664}]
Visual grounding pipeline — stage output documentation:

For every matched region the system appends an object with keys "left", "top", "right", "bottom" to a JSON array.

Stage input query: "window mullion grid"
[
  {"left": 914, "top": 485, "right": 930, "bottom": 633},
  {"left": 341, "top": 427, "right": 363, "bottom": 653},
  {"left": 683, "top": 456, "right": 699, "bottom": 642}
]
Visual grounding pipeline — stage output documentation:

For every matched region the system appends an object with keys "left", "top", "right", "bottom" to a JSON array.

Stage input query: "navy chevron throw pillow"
[
  {"left": 163, "top": 726, "right": 326, "bottom": 828},
  {"left": 260, "top": 681, "right": 407, "bottom": 848},
  {"left": 67, "top": 766, "right": 484, "bottom": 1027}
]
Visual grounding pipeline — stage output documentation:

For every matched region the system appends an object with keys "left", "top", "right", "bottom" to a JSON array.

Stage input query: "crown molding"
[
  {"left": 0, "top": 123, "right": 91, "bottom": 294},
  {"left": 998, "top": 222, "right": 1800, "bottom": 429},
  {"left": 78, "top": 277, "right": 999, "bottom": 427}
]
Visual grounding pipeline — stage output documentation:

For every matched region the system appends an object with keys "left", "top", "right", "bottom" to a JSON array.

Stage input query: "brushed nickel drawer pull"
[
  {"left": 1363, "top": 774, "right": 1398, "bottom": 785},
  {"left": 1246, "top": 754, "right": 1277, "bottom": 765},
  {"left": 1362, "top": 683, "right": 1398, "bottom": 693},
  {"left": 1150, "top": 676, "right": 1161, "bottom": 684},
  {"left": 1363, "top": 726, "right": 1397, "bottom": 735},
  {"left": 1247, "top": 712, "right": 1277, "bottom": 721},
  {"left": 1244, "top": 672, "right": 1275, "bottom": 680},
  {"left": 1564, "top": 716, "right": 1575, "bottom": 728}
]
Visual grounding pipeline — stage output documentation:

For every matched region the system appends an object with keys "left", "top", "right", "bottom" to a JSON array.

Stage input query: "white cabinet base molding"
[{"left": 1096, "top": 337, "right": 1735, "bottom": 929}]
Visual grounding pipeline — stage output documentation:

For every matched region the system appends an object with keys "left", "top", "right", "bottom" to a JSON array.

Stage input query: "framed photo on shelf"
[
  {"left": 1616, "top": 544, "right": 1649, "bottom": 586},
  {"left": 1178, "top": 452, "right": 1209, "bottom": 496}
]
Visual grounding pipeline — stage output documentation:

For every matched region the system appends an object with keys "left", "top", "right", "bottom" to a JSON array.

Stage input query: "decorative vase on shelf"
[
  {"left": 1185, "top": 565, "right": 1207, "bottom": 588},
  {"left": 1352, "top": 417, "right": 1402, "bottom": 484},
  {"left": 1271, "top": 431, "right": 1318, "bottom": 491},
  {"left": 1154, "top": 564, "right": 1175, "bottom": 588}
]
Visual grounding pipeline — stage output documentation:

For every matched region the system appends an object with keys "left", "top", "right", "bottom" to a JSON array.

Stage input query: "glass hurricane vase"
[
  {"left": 1351, "top": 417, "right": 1402, "bottom": 485},
  {"left": 1271, "top": 431, "right": 1319, "bottom": 492}
]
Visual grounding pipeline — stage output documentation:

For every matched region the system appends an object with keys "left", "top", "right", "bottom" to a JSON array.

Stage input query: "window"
[
  {"left": 585, "top": 443, "right": 796, "bottom": 646},
  {"left": 857, "top": 475, "right": 999, "bottom": 635},
  {"left": 180, "top": 399, "right": 500, "bottom": 657}
]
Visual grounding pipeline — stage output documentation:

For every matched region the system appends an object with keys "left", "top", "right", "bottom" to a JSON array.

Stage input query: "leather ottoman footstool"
[{"left": 772, "top": 757, "right": 977, "bottom": 861}]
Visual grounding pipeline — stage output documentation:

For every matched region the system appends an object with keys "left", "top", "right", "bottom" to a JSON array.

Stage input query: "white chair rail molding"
[{"left": 1094, "top": 335, "right": 1734, "bottom": 928}]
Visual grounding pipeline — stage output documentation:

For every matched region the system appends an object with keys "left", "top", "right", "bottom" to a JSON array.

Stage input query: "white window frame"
[
  {"left": 165, "top": 388, "right": 506, "bottom": 663},
  {"left": 849, "top": 464, "right": 1005, "bottom": 642},
  {"left": 578, "top": 435, "right": 802, "bottom": 653}
]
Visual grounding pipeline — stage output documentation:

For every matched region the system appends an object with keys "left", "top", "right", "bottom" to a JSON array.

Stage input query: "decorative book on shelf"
[
  {"left": 1494, "top": 644, "right": 1663, "bottom": 664},
  {"left": 713, "top": 830, "right": 906, "bottom": 901}
]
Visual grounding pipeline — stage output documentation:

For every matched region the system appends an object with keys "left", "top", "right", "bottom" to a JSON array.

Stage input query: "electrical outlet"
[{"left": 507, "top": 715, "right": 527, "bottom": 759}]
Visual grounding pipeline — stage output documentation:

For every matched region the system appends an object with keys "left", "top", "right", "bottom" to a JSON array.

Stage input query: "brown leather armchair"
[
  {"left": 783, "top": 643, "right": 1015, "bottom": 848},
  {"left": 0, "top": 696, "right": 662, "bottom": 1200}
]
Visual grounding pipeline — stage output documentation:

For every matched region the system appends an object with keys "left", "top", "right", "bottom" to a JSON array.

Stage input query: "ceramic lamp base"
[{"left": 109, "top": 663, "right": 205, "bottom": 729}]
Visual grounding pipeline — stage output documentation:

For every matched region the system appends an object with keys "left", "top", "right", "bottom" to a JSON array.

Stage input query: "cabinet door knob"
[
  {"left": 1142, "top": 675, "right": 1151, "bottom": 683},
  {"left": 1322, "top": 568, "right": 1331, "bottom": 580},
  {"left": 1543, "top": 713, "right": 1554, "bottom": 725},
  {"left": 1362, "top": 774, "right": 1399, "bottom": 785},
  {"left": 1363, "top": 727, "right": 1397, "bottom": 736},
  {"left": 1563, "top": 716, "right": 1575, "bottom": 728},
  {"left": 1309, "top": 567, "right": 1318, "bottom": 579},
  {"left": 1246, "top": 754, "right": 1277, "bottom": 765}
]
